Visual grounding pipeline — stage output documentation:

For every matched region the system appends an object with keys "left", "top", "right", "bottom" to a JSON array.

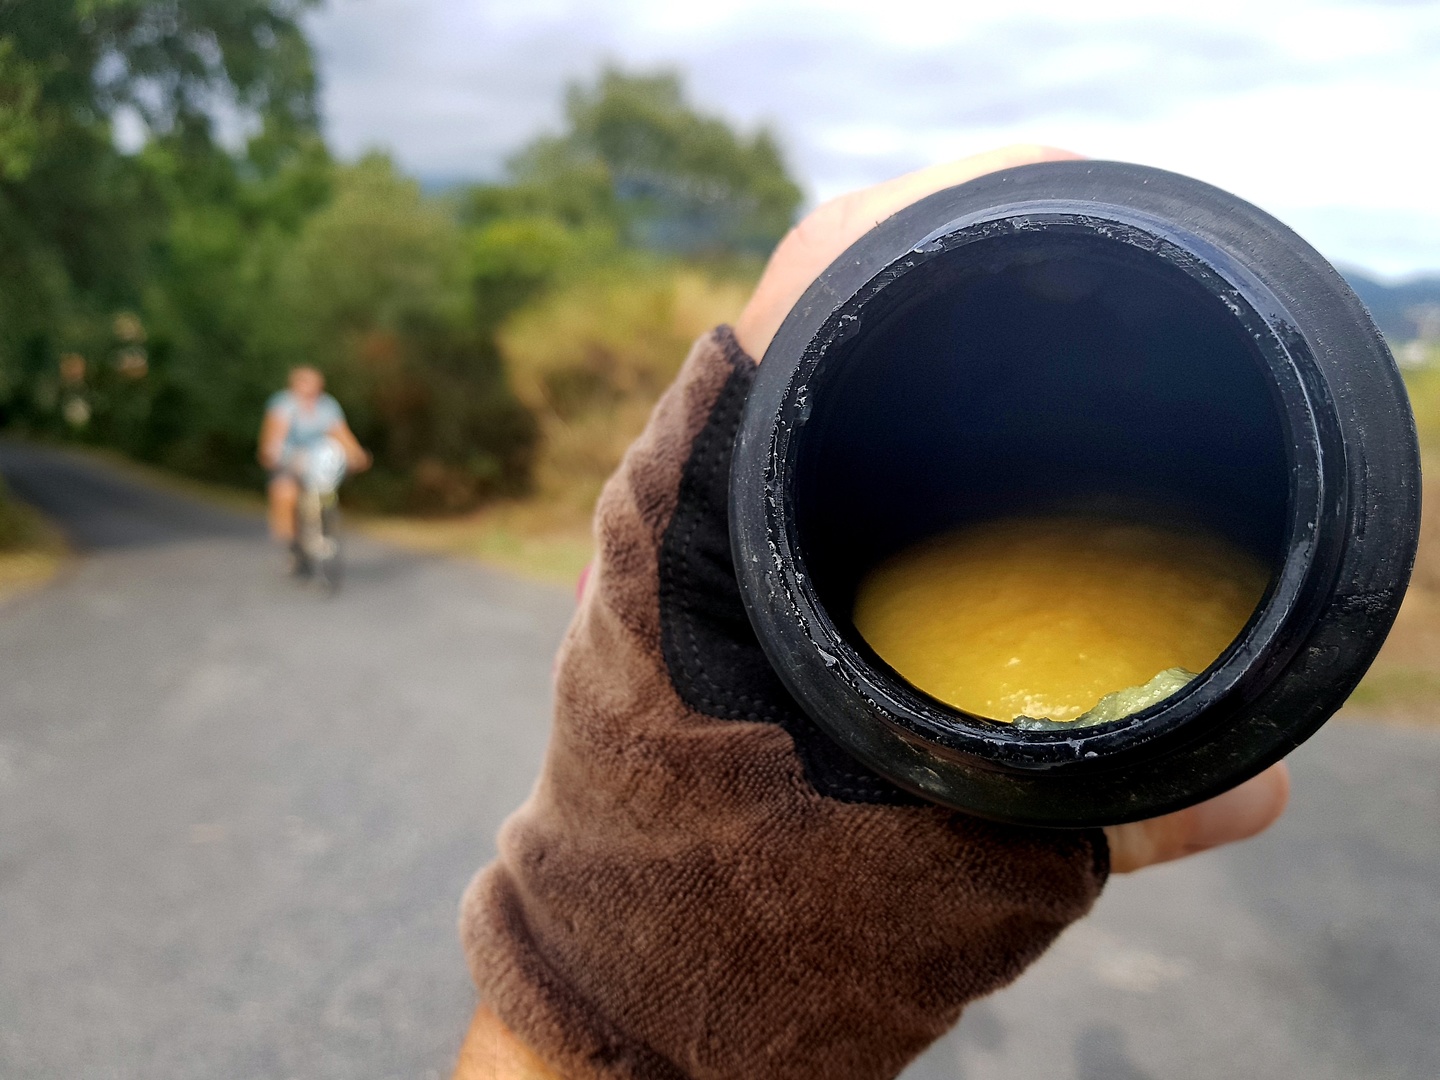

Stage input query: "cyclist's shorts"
[{"left": 269, "top": 448, "right": 304, "bottom": 483}]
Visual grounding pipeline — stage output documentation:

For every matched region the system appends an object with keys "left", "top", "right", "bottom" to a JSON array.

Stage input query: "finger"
[
  {"left": 735, "top": 144, "right": 1083, "bottom": 358},
  {"left": 1103, "top": 762, "right": 1291, "bottom": 874}
]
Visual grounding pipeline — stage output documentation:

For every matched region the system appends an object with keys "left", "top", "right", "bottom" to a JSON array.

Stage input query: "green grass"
[
  {"left": 1349, "top": 667, "right": 1440, "bottom": 716},
  {"left": 1345, "top": 358, "right": 1440, "bottom": 721},
  {"left": 356, "top": 502, "right": 592, "bottom": 587},
  {"left": 1401, "top": 351, "right": 1440, "bottom": 469},
  {"left": 1403, "top": 356, "right": 1440, "bottom": 439},
  {"left": 444, "top": 525, "right": 591, "bottom": 585}
]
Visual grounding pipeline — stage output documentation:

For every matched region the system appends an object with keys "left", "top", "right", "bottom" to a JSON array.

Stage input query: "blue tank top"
[{"left": 267, "top": 390, "right": 345, "bottom": 457}]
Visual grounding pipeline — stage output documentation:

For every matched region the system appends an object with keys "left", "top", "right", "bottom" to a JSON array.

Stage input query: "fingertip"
[
  {"left": 1188, "top": 762, "right": 1290, "bottom": 851},
  {"left": 1104, "top": 762, "right": 1291, "bottom": 873},
  {"left": 890, "top": 145, "right": 1084, "bottom": 202},
  {"left": 985, "top": 142, "right": 1086, "bottom": 165},
  {"left": 734, "top": 144, "right": 1089, "bottom": 359}
]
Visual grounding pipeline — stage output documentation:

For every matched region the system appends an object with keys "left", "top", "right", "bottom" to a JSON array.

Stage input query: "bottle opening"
[{"left": 790, "top": 225, "right": 1292, "bottom": 728}]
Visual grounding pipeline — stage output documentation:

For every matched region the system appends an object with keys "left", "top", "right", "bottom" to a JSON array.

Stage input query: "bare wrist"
[{"left": 452, "top": 1004, "right": 564, "bottom": 1080}]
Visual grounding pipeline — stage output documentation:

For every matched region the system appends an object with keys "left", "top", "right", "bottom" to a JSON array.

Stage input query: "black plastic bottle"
[{"left": 730, "top": 160, "right": 1422, "bottom": 827}]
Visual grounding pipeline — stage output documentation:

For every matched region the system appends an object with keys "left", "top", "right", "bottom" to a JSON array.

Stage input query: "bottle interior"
[{"left": 790, "top": 230, "right": 1291, "bottom": 695}]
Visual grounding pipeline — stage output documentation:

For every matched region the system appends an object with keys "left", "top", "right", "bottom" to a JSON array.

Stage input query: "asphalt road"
[{"left": 1, "top": 442, "right": 1437, "bottom": 1080}]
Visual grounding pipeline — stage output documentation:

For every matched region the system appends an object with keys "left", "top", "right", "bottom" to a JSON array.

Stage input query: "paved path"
[{"left": 1, "top": 443, "right": 1437, "bottom": 1080}]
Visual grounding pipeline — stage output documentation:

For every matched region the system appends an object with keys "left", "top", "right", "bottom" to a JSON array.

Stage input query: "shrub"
[
  {"left": 498, "top": 266, "right": 752, "bottom": 513},
  {"left": 275, "top": 156, "right": 538, "bottom": 512}
]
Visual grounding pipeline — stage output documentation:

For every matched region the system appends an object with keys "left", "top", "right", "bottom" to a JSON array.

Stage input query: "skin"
[
  {"left": 257, "top": 366, "right": 372, "bottom": 543},
  {"left": 452, "top": 145, "right": 1291, "bottom": 1079}
]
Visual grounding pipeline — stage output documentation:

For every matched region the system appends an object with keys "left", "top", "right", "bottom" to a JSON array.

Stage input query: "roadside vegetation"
[
  {"left": 362, "top": 266, "right": 753, "bottom": 581},
  {"left": 0, "top": 478, "right": 64, "bottom": 601},
  {"left": 0, "top": 3, "right": 797, "bottom": 525},
  {"left": 1352, "top": 350, "right": 1440, "bottom": 721}
]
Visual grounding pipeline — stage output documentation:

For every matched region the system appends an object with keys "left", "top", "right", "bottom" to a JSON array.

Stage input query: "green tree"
[
  {"left": 1, "top": 22, "right": 803, "bottom": 514},
  {"left": 469, "top": 67, "right": 802, "bottom": 257},
  {"left": 0, "top": 0, "right": 322, "bottom": 438},
  {"left": 127, "top": 128, "right": 333, "bottom": 478},
  {"left": 276, "top": 156, "right": 535, "bottom": 511}
]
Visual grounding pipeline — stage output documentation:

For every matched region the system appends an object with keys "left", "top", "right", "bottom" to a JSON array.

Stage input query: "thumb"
[{"left": 1103, "top": 762, "right": 1291, "bottom": 873}]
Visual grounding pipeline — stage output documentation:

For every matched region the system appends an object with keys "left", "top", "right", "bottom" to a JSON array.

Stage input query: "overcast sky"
[{"left": 307, "top": 0, "right": 1440, "bottom": 278}]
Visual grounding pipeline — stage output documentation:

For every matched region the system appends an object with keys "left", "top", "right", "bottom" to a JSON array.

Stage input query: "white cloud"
[{"left": 307, "top": 0, "right": 1440, "bottom": 275}]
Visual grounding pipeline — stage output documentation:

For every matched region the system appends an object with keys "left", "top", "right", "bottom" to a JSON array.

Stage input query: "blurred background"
[{"left": 0, "top": 2, "right": 1437, "bottom": 1078}]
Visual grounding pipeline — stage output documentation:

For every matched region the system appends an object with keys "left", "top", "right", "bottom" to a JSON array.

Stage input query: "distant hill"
[{"left": 1341, "top": 270, "right": 1440, "bottom": 344}]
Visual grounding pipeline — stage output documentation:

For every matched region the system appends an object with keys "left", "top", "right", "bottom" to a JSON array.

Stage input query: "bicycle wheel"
[
  {"left": 316, "top": 501, "right": 343, "bottom": 593},
  {"left": 290, "top": 499, "right": 315, "bottom": 578}
]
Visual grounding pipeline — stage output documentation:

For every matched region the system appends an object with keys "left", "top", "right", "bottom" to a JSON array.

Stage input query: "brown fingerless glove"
[{"left": 460, "top": 327, "right": 1109, "bottom": 1080}]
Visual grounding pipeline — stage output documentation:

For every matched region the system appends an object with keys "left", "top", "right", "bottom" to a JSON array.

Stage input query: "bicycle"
[{"left": 290, "top": 436, "right": 347, "bottom": 592}]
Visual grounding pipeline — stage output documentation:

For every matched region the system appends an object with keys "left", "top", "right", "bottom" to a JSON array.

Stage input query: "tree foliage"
[
  {"left": 0, "top": 6, "right": 800, "bottom": 512},
  {"left": 471, "top": 68, "right": 802, "bottom": 256},
  {"left": 0, "top": 0, "right": 323, "bottom": 450},
  {"left": 273, "top": 156, "right": 535, "bottom": 510}
]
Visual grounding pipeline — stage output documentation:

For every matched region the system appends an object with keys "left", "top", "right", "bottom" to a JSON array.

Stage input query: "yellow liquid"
[{"left": 852, "top": 517, "right": 1269, "bottom": 723}]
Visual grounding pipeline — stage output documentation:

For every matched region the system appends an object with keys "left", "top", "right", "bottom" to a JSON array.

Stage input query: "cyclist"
[{"left": 257, "top": 365, "right": 371, "bottom": 548}]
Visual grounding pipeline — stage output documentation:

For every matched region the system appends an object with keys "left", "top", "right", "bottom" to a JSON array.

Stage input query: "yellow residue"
[{"left": 852, "top": 517, "right": 1268, "bottom": 723}]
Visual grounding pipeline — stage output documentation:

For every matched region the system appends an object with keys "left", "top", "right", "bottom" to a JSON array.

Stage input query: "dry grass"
[
  {"left": 0, "top": 548, "right": 64, "bottom": 600},
  {"left": 1349, "top": 360, "right": 1440, "bottom": 722},
  {"left": 0, "top": 484, "right": 66, "bottom": 603},
  {"left": 357, "top": 499, "right": 593, "bottom": 587},
  {"left": 501, "top": 267, "right": 751, "bottom": 517},
  {"left": 1350, "top": 474, "right": 1440, "bottom": 723}
]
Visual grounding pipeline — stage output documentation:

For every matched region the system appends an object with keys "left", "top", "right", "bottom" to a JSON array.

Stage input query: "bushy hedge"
[{"left": 265, "top": 157, "right": 538, "bottom": 511}]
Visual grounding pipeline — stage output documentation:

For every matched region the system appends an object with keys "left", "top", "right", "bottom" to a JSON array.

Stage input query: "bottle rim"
[{"left": 730, "top": 161, "right": 1415, "bottom": 826}]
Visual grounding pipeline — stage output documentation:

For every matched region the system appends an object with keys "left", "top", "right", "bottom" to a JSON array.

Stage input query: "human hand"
[
  {"left": 451, "top": 783, "right": 1292, "bottom": 1078},
  {"left": 456, "top": 146, "right": 1289, "bottom": 1080},
  {"left": 735, "top": 145, "right": 1081, "bottom": 358}
]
